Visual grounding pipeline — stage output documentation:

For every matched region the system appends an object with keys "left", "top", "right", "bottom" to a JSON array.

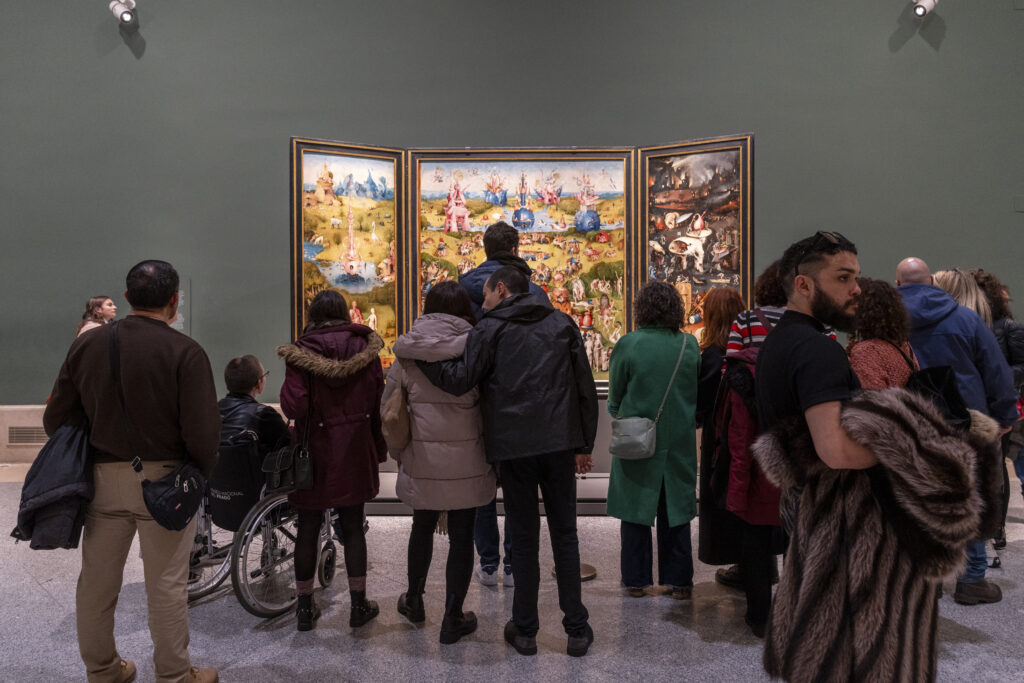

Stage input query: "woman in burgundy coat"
[{"left": 277, "top": 290, "right": 387, "bottom": 632}]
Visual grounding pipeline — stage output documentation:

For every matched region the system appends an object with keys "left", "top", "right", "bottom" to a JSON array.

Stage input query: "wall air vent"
[{"left": 8, "top": 426, "right": 47, "bottom": 446}]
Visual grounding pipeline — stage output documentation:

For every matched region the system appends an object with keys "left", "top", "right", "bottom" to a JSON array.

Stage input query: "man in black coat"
[
  {"left": 419, "top": 265, "right": 598, "bottom": 657},
  {"left": 457, "top": 221, "right": 546, "bottom": 587}
]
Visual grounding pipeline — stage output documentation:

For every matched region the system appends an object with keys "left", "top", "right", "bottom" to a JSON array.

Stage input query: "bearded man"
[{"left": 751, "top": 233, "right": 999, "bottom": 681}]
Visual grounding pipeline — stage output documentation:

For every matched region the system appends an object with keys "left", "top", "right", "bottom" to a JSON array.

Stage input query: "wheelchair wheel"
[
  {"left": 187, "top": 499, "right": 233, "bottom": 601},
  {"left": 231, "top": 492, "right": 298, "bottom": 618},
  {"left": 317, "top": 541, "right": 336, "bottom": 587}
]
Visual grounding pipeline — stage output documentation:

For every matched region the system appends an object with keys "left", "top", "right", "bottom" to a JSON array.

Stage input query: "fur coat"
[{"left": 752, "top": 387, "right": 1002, "bottom": 683}]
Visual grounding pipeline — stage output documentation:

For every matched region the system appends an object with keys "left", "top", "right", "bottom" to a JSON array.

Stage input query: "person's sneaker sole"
[{"left": 504, "top": 620, "right": 538, "bottom": 655}]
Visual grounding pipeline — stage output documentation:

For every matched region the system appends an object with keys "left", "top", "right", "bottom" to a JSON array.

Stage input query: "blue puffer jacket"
[
  {"left": 899, "top": 283, "right": 1018, "bottom": 426},
  {"left": 458, "top": 258, "right": 548, "bottom": 319}
]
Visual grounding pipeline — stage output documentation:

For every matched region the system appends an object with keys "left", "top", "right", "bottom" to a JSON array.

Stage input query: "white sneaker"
[
  {"left": 476, "top": 565, "right": 499, "bottom": 586},
  {"left": 502, "top": 566, "right": 515, "bottom": 587}
]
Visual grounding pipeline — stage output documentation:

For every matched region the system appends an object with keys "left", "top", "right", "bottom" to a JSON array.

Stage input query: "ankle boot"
[
  {"left": 397, "top": 593, "right": 425, "bottom": 623},
  {"left": 439, "top": 592, "right": 477, "bottom": 644},
  {"left": 296, "top": 593, "right": 320, "bottom": 632},
  {"left": 349, "top": 590, "right": 380, "bottom": 627},
  {"left": 397, "top": 577, "right": 426, "bottom": 623}
]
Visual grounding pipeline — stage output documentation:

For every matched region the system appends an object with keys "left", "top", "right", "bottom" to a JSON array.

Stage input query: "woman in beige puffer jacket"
[{"left": 383, "top": 281, "right": 496, "bottom": 644}]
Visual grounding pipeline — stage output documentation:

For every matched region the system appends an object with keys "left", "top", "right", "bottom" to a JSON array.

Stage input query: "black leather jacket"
[
  {"left": 994, "top": 316, "right": 1024, "bottom": 391},
  {"left": 418, "top": 293, "right": 598, "bottom": 462},
  {"left": 217, "top": 394, "right": 289, "bottom": 451}
]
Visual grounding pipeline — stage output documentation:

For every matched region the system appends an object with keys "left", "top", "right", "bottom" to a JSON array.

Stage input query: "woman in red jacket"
[{"left": 277, "top": 290, "right": 387, "bottom": 632}]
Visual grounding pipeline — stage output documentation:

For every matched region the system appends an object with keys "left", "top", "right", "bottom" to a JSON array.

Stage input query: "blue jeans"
[
  {"left": 959, "top": 539, "right": 988, "bottom": 583},
  {"left": 619, "top": 483, "right": 693, "bottom": 589},
  {"left": 474, "top": 496, "right": 511, "bottom": 570}
]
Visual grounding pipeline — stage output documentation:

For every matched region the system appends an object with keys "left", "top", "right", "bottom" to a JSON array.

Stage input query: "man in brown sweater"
[{"left": 44, "top": 260, "right": 220, "bottom": 683}]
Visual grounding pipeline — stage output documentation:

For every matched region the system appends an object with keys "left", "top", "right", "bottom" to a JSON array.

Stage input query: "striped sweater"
[{"left": 726, "top": 306, "right": 835, "bottom": 355}]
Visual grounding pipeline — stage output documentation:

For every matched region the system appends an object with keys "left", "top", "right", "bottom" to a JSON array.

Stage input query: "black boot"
[
  {"left": 350, "top": 590, "right": 380, "bottom": 627},
  {"left": 296, "top": 594, "right": 320, "bottom": 632},
  {"left": 397, "top": 577, "right": 426, "bottom": 623},
  {"left": 439, "top": 593, "right": 477, "bottom": 644}
]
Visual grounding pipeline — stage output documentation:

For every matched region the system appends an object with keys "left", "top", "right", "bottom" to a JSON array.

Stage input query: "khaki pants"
[{"left": 78, "top": 461, "right": 197, "bottom": 683}]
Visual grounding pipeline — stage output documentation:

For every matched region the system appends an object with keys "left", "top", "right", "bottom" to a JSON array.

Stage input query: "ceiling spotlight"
[
  {"left": 110, "top": 0, "right": 138, "bottom": 29},
  {"left": 913, "top": 0, "right": 937, "bottom": 18}
]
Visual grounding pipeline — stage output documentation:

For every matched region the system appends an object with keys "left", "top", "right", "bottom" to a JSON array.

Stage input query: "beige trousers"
[{"left": 77, "top": 461, "right": 197, "bottom": 683}]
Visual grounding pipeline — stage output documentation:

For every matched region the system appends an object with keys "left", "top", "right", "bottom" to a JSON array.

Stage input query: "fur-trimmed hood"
[{"left": 277, "top": 324, "right": 384, "bottom": 386}]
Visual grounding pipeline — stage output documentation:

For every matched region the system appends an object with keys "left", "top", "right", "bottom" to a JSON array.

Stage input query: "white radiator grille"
[{"left": 9, "top": 426, "right": 47, "bottom": 446}]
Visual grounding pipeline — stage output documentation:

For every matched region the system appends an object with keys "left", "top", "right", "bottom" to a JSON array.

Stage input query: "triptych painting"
[{"left": 291, "top": 135, "right": 752, "bottom": 381}]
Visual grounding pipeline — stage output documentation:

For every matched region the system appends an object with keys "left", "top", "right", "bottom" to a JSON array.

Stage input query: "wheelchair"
[
  {"left": 187, "top": 427, "right": 368, "bottom": 617},
  {"left": 186, "top": 492, "right": 234, "bottom": 600},
  {"left": 229, "top": 490, "right": 338, "bottom": 618}
]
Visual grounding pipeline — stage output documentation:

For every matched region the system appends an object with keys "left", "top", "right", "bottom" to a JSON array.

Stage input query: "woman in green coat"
[{"left": 606, "top": 281, "right": 700, "bottom": 599}]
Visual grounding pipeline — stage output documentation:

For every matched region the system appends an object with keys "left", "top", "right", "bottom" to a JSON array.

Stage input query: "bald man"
[
  {"left": 896, "top": 256, "right": 1016, "bottom": 606},
  {"left": 895, "top": 256, "right": 933, "bottom": 285}
]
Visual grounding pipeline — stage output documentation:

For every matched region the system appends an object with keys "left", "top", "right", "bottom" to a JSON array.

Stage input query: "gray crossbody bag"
[{"left": 608, "top": 334, "right": 687, "bottom": 460}]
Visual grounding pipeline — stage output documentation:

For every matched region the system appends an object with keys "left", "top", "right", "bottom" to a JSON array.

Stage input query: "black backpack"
[{"left": 885, "top": 341, "right": 971, "bottom": 431}]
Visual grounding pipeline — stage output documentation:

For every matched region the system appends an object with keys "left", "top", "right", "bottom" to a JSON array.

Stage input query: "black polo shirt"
[{"left": 755, "top": 310, "right": 860, "bottom": 434}]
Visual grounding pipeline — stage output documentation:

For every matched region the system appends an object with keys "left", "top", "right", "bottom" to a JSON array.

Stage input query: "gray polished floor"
[{"left": 2, "top": 464, "right": 1021, "bottom": 682}]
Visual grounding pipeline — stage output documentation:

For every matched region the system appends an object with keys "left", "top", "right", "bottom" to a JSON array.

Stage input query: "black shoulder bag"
[
  {"left": 110, "top": 320, "right": 205, "bottom": 531},
  {"left": 884, "top": 339, "right": 971, "bottom": 432},
  {"left": 262, "top": 373, "right": 314, "bottom": 493}
]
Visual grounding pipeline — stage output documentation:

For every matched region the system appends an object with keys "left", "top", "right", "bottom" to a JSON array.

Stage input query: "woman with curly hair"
[
  {"left": 607, "top": 280, "right": 700, "bottom": 599},
  {"left": 846, "top": 278, "right": 919, "bottom": 389}
]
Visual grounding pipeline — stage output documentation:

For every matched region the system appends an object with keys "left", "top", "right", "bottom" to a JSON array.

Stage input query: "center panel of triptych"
[{"left": 413, "top": 156, "right": 631, "bottom": 382}]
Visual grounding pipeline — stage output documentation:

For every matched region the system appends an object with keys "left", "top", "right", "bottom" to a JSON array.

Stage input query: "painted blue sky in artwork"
[
  {"left": 302, "top": 152, "right": 395, "bottom": 189},
  {"left": 419, "top": 160, "right": 625, "bottom": 196}
]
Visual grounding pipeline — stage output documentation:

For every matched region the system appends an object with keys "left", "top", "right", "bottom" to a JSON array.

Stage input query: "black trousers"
[
  {"left": 740, "top": 521, "right": 776, "bottom": 626},
  {"left": 498, "top": 451, "right": 589, "bottom": 637},
  {"left": 407, "top": 507, "right": 475, "bottom": 612},
  {"left": 294, "top": 504, "right": 366, "bottom": 582}
]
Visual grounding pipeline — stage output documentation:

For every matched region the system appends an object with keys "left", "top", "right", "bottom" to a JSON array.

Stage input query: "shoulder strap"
[
  {"left": 654, "top": 334, "right": 688, "bottom": 424},
  {"left": 299, "top": 371, "right": 314, "bottom": 447},
  {"left": 109, "top": 321, "right": 151, "bottom": 477},
  {"left": 882, "top": 339, "right": 916, "bottom": 372},
  {"left": 108, "top": 321, "right": 138, "bottom": 445},
  {"left": 751, "top": 308, "right": 775, "bottom": 334}
]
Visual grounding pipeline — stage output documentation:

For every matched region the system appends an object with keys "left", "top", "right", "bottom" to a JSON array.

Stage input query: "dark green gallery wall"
[{"left": 1, "top": 1, "right": 1021, "bottom": 403}]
